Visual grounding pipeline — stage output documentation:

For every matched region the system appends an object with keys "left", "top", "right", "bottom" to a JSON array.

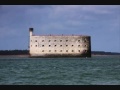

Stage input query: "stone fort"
[{"left": 29, "top": 28, "right": 91, "bottom": 57}]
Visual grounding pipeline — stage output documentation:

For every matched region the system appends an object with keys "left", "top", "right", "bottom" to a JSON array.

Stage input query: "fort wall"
[{"left": 29, "top": 28, "right": 91, "bottom": 57}]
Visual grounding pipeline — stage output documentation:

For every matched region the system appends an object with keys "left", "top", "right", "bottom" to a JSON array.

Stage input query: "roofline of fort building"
[
  {"left": 29, "top": 28, "right": 90, "bottom": 37},
  {"left": 32, "top": 34, "right": 90, "bottom": 37}
]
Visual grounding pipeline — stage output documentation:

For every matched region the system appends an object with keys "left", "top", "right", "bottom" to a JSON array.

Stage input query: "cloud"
[
  {"left": 0, "top": 5, "right": 119, "bottom": 51},
  {"left": 19, "top": 5, "right": 119, "bottom": 35},
  {"left": 48, "top": 5, "right": 118, "bottom": 19},
  {"left": 79, "top": 5, "right": 113, "bottom": 14}
]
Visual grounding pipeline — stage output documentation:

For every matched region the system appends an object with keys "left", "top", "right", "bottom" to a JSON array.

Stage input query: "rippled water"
[{"left": 0, "top": 55, "right": 120, "bottom": 85}]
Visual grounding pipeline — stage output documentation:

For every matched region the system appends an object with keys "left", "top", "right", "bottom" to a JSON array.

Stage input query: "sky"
[{"left": 0, "top": 5, "right": 120, "bottom": 52}]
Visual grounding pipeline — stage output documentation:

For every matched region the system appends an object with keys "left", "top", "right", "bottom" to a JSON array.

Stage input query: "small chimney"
[
  {"left": 29, "top": 28, "right": 33, "bottom": 32},
  {"left": 29, "top": 28, "right": 33, "bottom": 36}
]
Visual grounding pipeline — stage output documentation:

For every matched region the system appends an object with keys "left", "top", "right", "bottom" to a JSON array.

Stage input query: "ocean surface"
[{"left": 0, "top": 55, "right": 120, "bottom": 85}]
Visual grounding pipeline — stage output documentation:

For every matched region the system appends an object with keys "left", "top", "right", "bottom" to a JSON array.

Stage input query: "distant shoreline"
[
  {"left": 92, "top": 54, "right": 120, "bottom": 56},
  {"left": 0, "top": 54, "right": 119, "bottom": 58},
  {"left": 0, "top": 50, "right": 120, "bottom": 56},
  {"left": 0, "top": 55, "right": 29, "bottom": 57}
]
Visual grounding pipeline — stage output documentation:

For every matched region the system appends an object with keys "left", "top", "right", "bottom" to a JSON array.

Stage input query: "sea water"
[{"left": 0, "top": 55, "right": 120, "bottom": 85}]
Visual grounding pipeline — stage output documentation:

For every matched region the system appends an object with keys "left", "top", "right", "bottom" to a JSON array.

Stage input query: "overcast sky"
[{"left": 0, "top": 5, "right": 120, "bottom": 52}]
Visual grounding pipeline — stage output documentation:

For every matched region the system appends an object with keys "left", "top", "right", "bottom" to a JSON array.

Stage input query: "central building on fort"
[{"left": 29, "top": 28, "right": 91, "bottom": 57}]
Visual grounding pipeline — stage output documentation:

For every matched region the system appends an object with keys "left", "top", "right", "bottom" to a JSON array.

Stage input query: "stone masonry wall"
[{"left": 29, "top": 35, "right": 91, "bottom": 57}]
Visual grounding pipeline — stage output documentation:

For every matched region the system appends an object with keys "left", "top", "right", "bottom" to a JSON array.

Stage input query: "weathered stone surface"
[{"left": 29, "top": 28, "right": 91, "bottom": 58}]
